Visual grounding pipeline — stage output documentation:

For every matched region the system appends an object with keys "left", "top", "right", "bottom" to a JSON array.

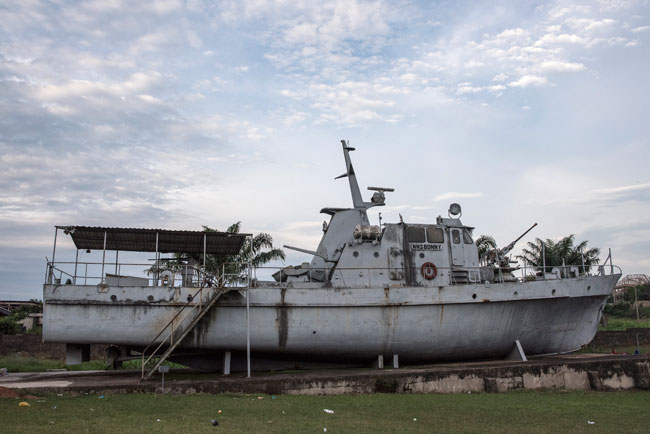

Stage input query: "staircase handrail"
[{"left": 140, "top": 281, "right": 213, "bottom": 378}]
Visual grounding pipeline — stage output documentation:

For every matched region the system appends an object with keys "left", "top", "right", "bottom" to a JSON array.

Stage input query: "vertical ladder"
[{"left": 141, "top": 285, "right": 228, "bottom": 380}]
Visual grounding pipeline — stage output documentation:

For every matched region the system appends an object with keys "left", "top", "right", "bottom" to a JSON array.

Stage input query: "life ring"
[{"left": 421, "top": 262, "right": 437, "bottom": 280}]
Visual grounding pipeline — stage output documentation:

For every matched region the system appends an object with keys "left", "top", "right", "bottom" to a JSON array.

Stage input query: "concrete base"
[
  {"left": 65, "top": 344, "right": 90, "bottom": 365},
  {"left": 3, "top": 354, "right": 648, "bottom": 396}
]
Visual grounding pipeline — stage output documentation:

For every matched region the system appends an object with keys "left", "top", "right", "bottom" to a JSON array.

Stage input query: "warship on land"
[{"left": 42, "top": 141, "right": 621, "bottom": 376}]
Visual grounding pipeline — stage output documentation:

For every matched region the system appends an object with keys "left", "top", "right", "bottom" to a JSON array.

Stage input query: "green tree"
[
  {"left": 516, "top": 235, "right": 599, "bottom": 273},
  {"left": 475, "top": 235, "right": 497, "bottom": 266},
  {"left": 0, "top": 300, "right": 42, "bottom": 335},
  {"left": 150, "top": 222, "right": 285, "bottom": 286}
]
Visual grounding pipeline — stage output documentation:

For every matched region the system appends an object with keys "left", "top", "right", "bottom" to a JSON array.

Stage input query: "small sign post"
[{"left": 158, "top": 365, "right": 169, "bottom": 391}]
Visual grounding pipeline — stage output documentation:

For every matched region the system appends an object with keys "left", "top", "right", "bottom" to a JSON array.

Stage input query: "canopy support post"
[
  {"left": 542, "top": 243, "right": 546, "bottom": 280},
  {"left": 50, "top": 227, "right": 58, "bottom": 284},
  {"left": 74, "top": 249, "right": 79, "bottom": 285},
  {"left": 203, "top": 233, "right": 207, "bottom": 286},
  {"left": 155, "top": 232, "right": 159, "bottom": 286},
  {"left": 100, "top": 231, "right": 107, "bottom": 284}
]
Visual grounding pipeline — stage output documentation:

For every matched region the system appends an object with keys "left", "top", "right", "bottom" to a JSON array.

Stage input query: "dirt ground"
[{"left": 0, "top": 386, "right": 20, "bottom": 398}]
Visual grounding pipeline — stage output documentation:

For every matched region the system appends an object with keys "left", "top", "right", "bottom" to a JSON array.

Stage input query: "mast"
[{"left": 335, "top": 140, "right": 364, "bottom": 209}]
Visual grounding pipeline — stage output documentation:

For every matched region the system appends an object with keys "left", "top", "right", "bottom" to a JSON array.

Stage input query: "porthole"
[
  {"left": 472, "top": 294, "right": 477, "bottom": 299},
  {"left": 110, "top": 294, "right": 117, "bottom": 302},
  {"left": 353, "top": 251, "right": 359, "bottom": 257},
  {"left": 513, "top": 291, "right": 518, "bottom": 297},
  {"left": 419, "top": 253, "right": 425, "bottom": 258},
  {"left": 552, "top": 289, "right": 556, "bottom": 296},
  {"left": 374, "top": 252, "right": 380, "bottom": 258},
  {"left": 587, "top": 286, "right": 591, "bottom": 291},
  {"left": 147, "top": 295, "right": 154, "bottom": 302}
]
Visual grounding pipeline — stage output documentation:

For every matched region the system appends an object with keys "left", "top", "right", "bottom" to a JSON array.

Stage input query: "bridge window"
[
  {"left": 463, "top": 229, "right": 473, "bottom": 244},
  {"left": 452, "top": 229, "right": 461, "bottom": 244},
  {"left": 407, "top": 227, "right": 425, "bottom": 243},
  {"left": 426, "top": 227, "right": 444, "bottom": 243}
]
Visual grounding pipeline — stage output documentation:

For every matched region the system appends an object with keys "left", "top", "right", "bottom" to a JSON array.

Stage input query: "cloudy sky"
[{"left": 1, "top": 0, "right": 649, "bottom": 300}]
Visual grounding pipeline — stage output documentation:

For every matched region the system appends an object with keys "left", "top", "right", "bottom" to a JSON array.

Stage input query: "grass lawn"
[
  {"left": 599, "top": 316, "right": 650, "bottom": 331},
  {"left": 577, "top": 345, "right": 650, "bottom": 355},
  {"left": 1, "top": 390, "right": 649, "bottom": 434},
  {"left": 0, "top": 356, "right": 184, "bottom": 373},
  {"left": 0, "top": 355, "right": 117, "bottom": 372}
]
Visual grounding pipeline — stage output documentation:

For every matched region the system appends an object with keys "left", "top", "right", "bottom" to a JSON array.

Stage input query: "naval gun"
[{"left": 488, "top": 222, "right": 538, "bottom": 269}]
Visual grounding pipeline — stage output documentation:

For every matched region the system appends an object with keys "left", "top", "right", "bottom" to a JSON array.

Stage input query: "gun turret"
[{"left": 487, "top": 223, "right": 538, "bottom": 269}]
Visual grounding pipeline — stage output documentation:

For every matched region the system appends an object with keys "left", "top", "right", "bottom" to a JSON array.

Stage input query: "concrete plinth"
[{"left": 66, "top": 344, "right": 90, "bottom": 365}]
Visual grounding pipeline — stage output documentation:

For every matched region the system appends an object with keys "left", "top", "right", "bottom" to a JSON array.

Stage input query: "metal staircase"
[{"left": 141, "top": 284, "right": 229, "bottom": 380}]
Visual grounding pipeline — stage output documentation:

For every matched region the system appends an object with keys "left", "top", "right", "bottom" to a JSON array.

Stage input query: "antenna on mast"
[{"left": 335, "top": 140, "right": 394, "bottom": 210}]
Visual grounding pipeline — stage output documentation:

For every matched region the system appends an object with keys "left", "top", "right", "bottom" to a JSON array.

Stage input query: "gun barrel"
[
  {"left": 500, "top": 222, "right": 538, "bottom": 255},
  {"left": 513, "top": 222, "right": 538, "bottom": 245}
]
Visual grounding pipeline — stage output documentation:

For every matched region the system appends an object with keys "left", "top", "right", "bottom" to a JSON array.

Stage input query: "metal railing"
[
  {"left": 251, "top": 262, "right": 622, "bottom": 287},
  {"left": 44, "top": 260, "right": 221, "bottom": 288},
  {"left": 45, "top": 258, "right": 622, "bottom": 290}
]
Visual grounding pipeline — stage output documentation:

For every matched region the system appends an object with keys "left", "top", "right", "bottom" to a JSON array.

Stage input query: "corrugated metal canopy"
[{"left": 58, "top": 226, "right": 249, "bottom": 255}]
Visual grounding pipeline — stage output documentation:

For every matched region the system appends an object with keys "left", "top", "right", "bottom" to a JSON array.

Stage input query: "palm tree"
[
  {"left": 149, "top": 222, "right": 285, "bottom": 286},
  {"left": 204, "top": 222, "right": 285, "bottom": 284},
  {"left": 516, "top": 235, "right": 599, "bottom": 274},
  {"left": 475, "top": 235, "right": 497, "bottom": 266}
]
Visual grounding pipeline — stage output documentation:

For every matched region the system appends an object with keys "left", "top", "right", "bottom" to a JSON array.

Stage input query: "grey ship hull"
[{"left": 43, "top": 273, "right": 617, "bottom": 362}]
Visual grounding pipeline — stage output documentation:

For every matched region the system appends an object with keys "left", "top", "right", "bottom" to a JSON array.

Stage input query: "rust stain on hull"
[{"left": 277, "top": 288, "right": 289, "bottom": 351}]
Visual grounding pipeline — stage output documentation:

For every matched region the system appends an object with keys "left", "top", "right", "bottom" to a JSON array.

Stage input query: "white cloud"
[
  {"left": 131, "top": 31, "right": 175, "bottom": 53},
  {"left": 487, "top": 84, "right": 506, "bottom": 92},
  {"left": 36, "top": 72, "right": 163, "bottom": 101},
  {"left": 630, "top": 25, "right": 650, "bottom": 32},
  {"left": 535, "top": 33, "right": 587, "bottom": 46},
  {"left": 539, "top": 60, "right": 585, "bottom": 72},
  {"left": 594, "top": 183, "right": 650, "bottom": 195},
  {"left": 565, "top": 17, "right": 616, "bottom": 33},
  {"left": 509, "top": 75, "right": 548, "bottom": 87},
  {"left": 149, "top": 0, "right": 182, "bottom": 15},
  {"left": 137, "top": 94, "right": 163, "bottom": 104},
  {"left": 457, "top": 83, "right": 482, "bottom": 94},
  {"left": 186, "top": 30, "right": 202, "bottom": 48},
  {"left": 547, "top": 5, "right": 592, "bottom": 20},
  {"left": 464, "top": 60, "right": 484, "bottom": 68}
]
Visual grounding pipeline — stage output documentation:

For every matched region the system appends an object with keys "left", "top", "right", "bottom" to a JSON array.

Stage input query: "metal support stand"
[
  {"left": 377, "top": 355, "right": 384, "bottom": 369},
  {"left": 223, "top": 351, "right": 231, "bottom": 375},
  {"left": 505, "top": 340, "right": 528, "bottom": 362},
  {"left": 393, "top": 354, "right": 399, "bottom": 369}
]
